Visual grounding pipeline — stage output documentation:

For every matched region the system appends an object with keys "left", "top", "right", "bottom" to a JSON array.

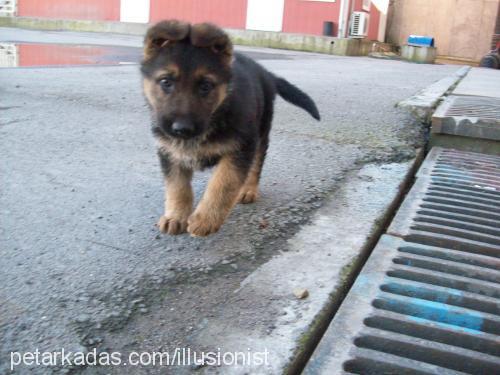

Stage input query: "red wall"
[
  {"left": 282, "top": 0, "right": 341, "bottom": 36},
  {"left": 150, "top": 0, "right": 247, "bottom": 29},
  {"left": 367, "top": 2, "right": 381, "bottom": 41},
  {"left": 352, "top": 0, "right": 361, "bottom": 11},
  {"left": 17, "top": 0, "right": 381, "bottom": 40},
  {"left": 18, "top": 0, "right": 120, "bottom": 20}
]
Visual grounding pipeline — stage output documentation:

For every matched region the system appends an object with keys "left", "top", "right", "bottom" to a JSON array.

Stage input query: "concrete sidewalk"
[
  {"left": 0, "top": 28, "right": 462, "bottom": 374},
  {"left": 453, "top": 67, "right": 500, "bottom": 99}
]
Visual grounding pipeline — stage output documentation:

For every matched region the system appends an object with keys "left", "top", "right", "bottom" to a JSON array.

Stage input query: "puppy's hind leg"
[
  {"left": 239, "top": 109, "right": 272, "bottom": 204},
  {"left": 238, "top": 146, "right": 266, "bottom": 204}
]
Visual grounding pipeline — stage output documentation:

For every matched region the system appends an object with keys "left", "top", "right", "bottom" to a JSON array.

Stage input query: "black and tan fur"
[{"left": 141, "top": 20, "right": 320, "bottom": 237}]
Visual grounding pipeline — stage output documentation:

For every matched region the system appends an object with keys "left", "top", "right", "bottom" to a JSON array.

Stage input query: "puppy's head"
[{"left": 141, "top": 20, "right": 233, "bottom": 140}]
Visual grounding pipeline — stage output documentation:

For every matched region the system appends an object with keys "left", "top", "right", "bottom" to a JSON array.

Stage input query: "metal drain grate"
[
  {"left": 432, "top": 96, "right": 500, "bottom": 141},
  {"left": 390, "top": 148, "right": 500, "bottom": 254},
  {"left": 444, "top": 97, "right": 500, "bottom": 120},
  {"left": 305, "top": 148, "right": 500, "bottom": 374}
]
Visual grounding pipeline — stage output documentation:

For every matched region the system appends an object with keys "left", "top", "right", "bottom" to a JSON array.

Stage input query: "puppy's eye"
[
  {"left": 199, "top": 81, "right": 215, "bottom": 96},
  {"left": 159, "top": 78, "right": 174, "bottom": 93}
]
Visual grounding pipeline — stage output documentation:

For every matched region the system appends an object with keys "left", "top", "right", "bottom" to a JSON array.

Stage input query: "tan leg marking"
[
  {"left": 187, "top": 157, "right": 244, "bottom": 237},
  {"left": 158, "top": 166, "right": 193, "bottom": 235},
  {"left": 238, "top": 151, "right": 262, "bottom": 204}
]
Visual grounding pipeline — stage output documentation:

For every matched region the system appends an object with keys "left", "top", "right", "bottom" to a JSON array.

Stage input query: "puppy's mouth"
[
  {"left": 167, "top": 130, "right": 196, "bottom": 140},
  {"left": 157, "top": 124, "right": 202, "bottom": 141}
]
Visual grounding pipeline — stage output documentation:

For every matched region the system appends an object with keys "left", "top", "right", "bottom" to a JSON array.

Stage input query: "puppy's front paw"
[
  {"left": 187, "top": 211, "right": 224, "bottom": 237},
  {"left": 157, "top": 215, "right": 188, "bottom": 235},
  {"left": 238, "top": 187, "right": 259, "bottom": 204}
]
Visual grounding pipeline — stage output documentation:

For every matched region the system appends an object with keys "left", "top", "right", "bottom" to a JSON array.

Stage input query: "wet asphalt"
[{"left": 0, "top": 28, "right": 461, "bottom": 374}]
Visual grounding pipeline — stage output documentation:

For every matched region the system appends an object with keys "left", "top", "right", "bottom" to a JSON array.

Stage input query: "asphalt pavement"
[{"left": 0, "top": 28, "right": 461, "bottom": 374}]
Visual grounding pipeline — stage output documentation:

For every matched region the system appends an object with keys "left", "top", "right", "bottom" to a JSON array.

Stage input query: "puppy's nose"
[{"left": 171, "top": 119, "right": 194, "bottom": 138}]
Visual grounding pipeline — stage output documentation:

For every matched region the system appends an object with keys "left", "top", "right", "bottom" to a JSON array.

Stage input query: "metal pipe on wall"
[{"left": 338, "top": 0, "right": 351, "bottom": 38}]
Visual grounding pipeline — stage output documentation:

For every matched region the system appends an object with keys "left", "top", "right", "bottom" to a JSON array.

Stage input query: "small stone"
[
  {"left": 259, "top": 218, "right": 269, "bottom": 229},
  {"left": 293, "top": 288, "right": 309, "bottom": 299},
  {"left": 75, "top": 314, "right": 91, "bottom": 323}
]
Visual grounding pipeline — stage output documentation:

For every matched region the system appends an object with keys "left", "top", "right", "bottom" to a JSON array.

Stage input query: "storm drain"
[
  {"left": 432, "top": 96, "right": 500, "bottom": 141},
  {"left": 305, "top": 147, "right": 500, "bottom": 375},
  {"left": 442, "top": 97, "right": 500, "bottom": 119}
]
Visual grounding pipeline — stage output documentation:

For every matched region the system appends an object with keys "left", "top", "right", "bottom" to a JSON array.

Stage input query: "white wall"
[
  {"left": 120, "top": 0, "right": 150, "bottom": 23},
  {"left": 371, "top": 0, "right": 389, "bottom": 42},
  {"left": 246, "top": 0, "right": 285, "bottom": 32}
]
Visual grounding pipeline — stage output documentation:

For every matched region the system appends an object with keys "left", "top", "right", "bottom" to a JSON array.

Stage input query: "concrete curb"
[
  {"left": 0, "top": 16, "right": 148, "bottom": 35},
  {"left": 0, "top": 16, "right": 372, "bottom": 56},
  {"left": 397, "top": 66, "right": 471, "bottom": 123},
  {"left": 192, "top": 158, "right": 422, "bottom": 374},
  {"left": 226, "top": 28, "right": 369, "bottom": 56},
  {"left": 287, "top": 149, "right": 426, "bottom": 374}
]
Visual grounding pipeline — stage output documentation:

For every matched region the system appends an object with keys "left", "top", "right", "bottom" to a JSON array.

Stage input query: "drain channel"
[{"left": 305, "top": 148, "right": 500, "bottom": 374}]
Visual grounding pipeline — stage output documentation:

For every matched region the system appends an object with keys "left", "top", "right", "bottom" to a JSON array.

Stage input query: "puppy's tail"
[{"left": 275, "top": 77, "right": 320, "bottom": 120}]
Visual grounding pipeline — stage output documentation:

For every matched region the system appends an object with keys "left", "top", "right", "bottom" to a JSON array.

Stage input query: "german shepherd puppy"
[{"left": 141, "top": 20, "right": 320, "bottom": 237}]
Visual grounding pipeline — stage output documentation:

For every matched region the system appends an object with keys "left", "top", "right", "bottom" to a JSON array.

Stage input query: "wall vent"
[{"left": 350, "top": 12, "right": 369, "bottom": 38}]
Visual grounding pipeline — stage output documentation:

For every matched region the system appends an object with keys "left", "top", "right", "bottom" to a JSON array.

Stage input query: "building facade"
[
  {"left": 13, "top": 0, "right": 387, "bottom": 41},
  {"left": 387, "top": 0, "right": 500, "bottom": 63}
]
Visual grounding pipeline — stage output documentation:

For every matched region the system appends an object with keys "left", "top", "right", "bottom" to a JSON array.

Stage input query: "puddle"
[
  {"left": 0, "top": 42, "right": 142, "bottom": 68},
  {"left": 0, "top": 42, "right": 292, "bottom": 68}
]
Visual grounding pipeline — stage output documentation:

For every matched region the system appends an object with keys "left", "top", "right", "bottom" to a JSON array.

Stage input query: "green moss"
[
  {"left": 286, "top": 257, "right": 360, "bottom": 374},
  {"left": 339, "top": 260, "right": 357, "bottom": 284}
]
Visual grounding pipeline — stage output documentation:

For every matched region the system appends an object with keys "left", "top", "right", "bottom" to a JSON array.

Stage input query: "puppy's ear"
[
  {"left": 190, "top": 23, "right": 233, "bottom": 65},
  {"left": 143, "top": 20, "right": 190, "bottom": 60}
]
